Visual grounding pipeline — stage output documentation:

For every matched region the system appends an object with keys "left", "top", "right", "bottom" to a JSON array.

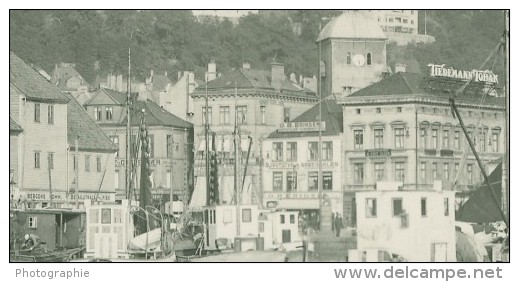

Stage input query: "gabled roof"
[
  {"left": 9, "top": 115, "right": 23, "bottom": 132},
  {"left": 51, "top": 63, "right": 90, "bottom": 91},
  {"left": 85, "top": 88, "right": 138, "bottom": 106},
  {"left": 67, "top": 94, "right": 118, "bottom": 152},
  {"left": 10, "top": 52, "right": 69, "bottom": 103},
  {"left": 268, "top": 99, "right": 343, "bottom": 138},
  {"left": 347, "top": 72, "right": 505, "bottom": 107},
  {"left": 193, "top": 68, "right": 316, "bottom": 97},
  {"left": 123, "top": 100, "right": 193, "bottom": 129},
  {"left": 151, "top": 74, "right": 172, "bottom": 91}
]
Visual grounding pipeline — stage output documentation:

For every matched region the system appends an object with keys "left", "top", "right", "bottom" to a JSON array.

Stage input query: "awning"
[
  {"left": 241, "top": 138, "right": 252, "bottom": 152},
  {"left": 189, "top": 177, "right": 207, "bottom": 211}
]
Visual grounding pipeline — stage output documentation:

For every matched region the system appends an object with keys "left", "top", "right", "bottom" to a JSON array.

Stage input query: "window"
[
  {"left": 308, "top": 142, "right": 318, "bottom": 161},
  {"left": 354, "top": 163, "right": 364, "bottom": 184},
  {"left": 166, "top": 170, "right": 171, "bottom": 188},
  {"left": 242, "top": 209, "right": 252, "bottom": 223},
  {"left": 105, "top": 106, "right": 113, "bottom": 120},
  {"left": 290, "top": 214, "right": 295, "bottom": 224},
  {"left": 394, "top": 128, "right": 404, "bottom": 149},
  {"left": 287, "top": 142, "right": 297, "bottom": 161},
  {"left": 454, "top": 131, "right": 461, "bottom": 149},
  {"left": 374, "top": 129, "right": 384, "bottom": 149},
  {"left": 366, "top": 53, "right": 372, "bottom": 65},
  {"left": 260, "top": 106, "right": 266, "bottom": 124},
  {"left": 73, "top": 155, "right": 77, "bottom": 171},
  {"left": 101, "top": 208, "right": 111, "bottom": 224},
  {"left": 96, "top": 156, "right": 102, "bottom": 172},
  {"left": 322, "top": 141, "right": 333, "bottom": 160},
  {"left": 397, "top": 107, "right": 402, "bottom": 113},
  {"left": 492, "top": 132, "right": 499, "bottom": 152},
  {"left": 392, "top": 198, "right": 403, "bottom": 216},
  {"left": 34, "top": 152, "right": 41, "bottom": 168},
  {"left": 323, "top": 172, "right": 333, "bottom": 190},
  {"left": 420, "top": 162, "right": 427, "bottom": 180},
  {"left": 149, "top": 135, "right": 154, "bottom": 158},
  {"left": 48, "top": 153, "right": 54, "bottom": 170},
  {"left": 272, "top": 142, "right": 283, "bottom": 161},
  {"left": 395, "top": 162, "right": 405, "bottom": 182},
  {"left": 283, "top": 107, "right": 291, "bottom": 122},
  {"left": 454, "top": 163, "right": 460, "bottom": 175},
  {"left": 273, "top": 172, "right": 283, "bottom": 191},
  {"left": 354, "top": 130, "right": 364, "bottom": 150},
  {"left": 421, "top": 198, "right": 427, "bottom": 217},
  {"left": 202, "top": 107, "right": 212, "bottom": 125},
  {"left": 114, "top": 171, "right": 119, "bottom": 189},
  {"left": 166, "top": 135, "right": 173, "bottom": 158},
  {"left": 403, "top": 18, "right": 408, "bottom": 24},
  {"left": 259, "top": 222, "right": 265, "bottom": 233},
  {"left": 443, "top": 163, "right": 450, "bottom": 180},
  {"left": 48, "top": 105, "right": 54, "bottom": 124},
  {"left": 376, "top": 107, "right": 381, "bottom": 114},
  {"left": 356, "top": 109, "right": 361, "bottom": 114},
  {"left": 94, "top": 107, "right": 102, "bottom": 121},
  {"left": 34, "top": 103, "right": 41, "bottom": 122},
  {"left": 479, "top": 131, "right": 486, "bottom": 152},
  {"left": 374, "top": 163, "right": 384, "bottom": 181},
  {"left": 420, "top": 128, "right": 427, "bottom": 148},
  {"left": 114, "top": 209, "right": 122, "bottom": 223},
  {"left": 432, "top": 163, "right": 438, "bottom": 180},
  {"left": 411, "top": 20, "right": 414, "bottom": 24},
  {"left": 29, "top": 217, "right": 38, "bottom": 228},
  {"left": 236, "top": 106, "right": 247, "bottom": 125},
  {"left": 366, "top": 198, "right": 377, "bottom": 217},
  {"left": 444, "top": 198, "right": 450, "bottom": 216},
  {"left": 219, "top": 106, "right": 230, "bottom": 125},
  {"left": 431, "top": 129, "right": 438, "bottom": 149},
  {"left": 85, "top": 155, "right": 91, "bottom": 172},
  {"left": 308, "top": 172, "right": 318, "bottom": 191},
  {"left": 467, "top": 164, "right": 473, "bottom": 183},
  {"left": 110, "top": 135, "right": 119, "bottom": 156},
  {"left": 280, "top": 215, "right": 285, "bottom": 224},
  {"left": 286, "top": 172, "right": 297, "bottom": 192},
  {"left": 442, "top": 130, "right": 449, "bottom": 148}
]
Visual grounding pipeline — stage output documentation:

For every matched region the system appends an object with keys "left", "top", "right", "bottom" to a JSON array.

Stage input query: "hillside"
[{"left": 9, "top": 10, "right": 506, "bottom": 86}]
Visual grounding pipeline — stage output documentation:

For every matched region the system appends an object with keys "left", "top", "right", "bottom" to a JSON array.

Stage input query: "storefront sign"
[
  {"left": 278, "top": 121, "right": 325, "bottom": 132},
  {"left": 115, "top": 158, "right": 162, "bottom": 167},
  {"left": 440, "top": 149, "right": 454, "bottom": 157},
  {"left": 265, "top": 161, "right": 339, "bottom": 169},
  {"left": 428, "top": 64, "right": 498, "bottom": 84},
  {"left": 24, "top": 191, "right": 115, "bottom": 202},
  {"left": 365, "top": 149, "right": 391, "bottom": 157},
  {"left": 264, "top": 192, "right": 340, "bottom": 200}
]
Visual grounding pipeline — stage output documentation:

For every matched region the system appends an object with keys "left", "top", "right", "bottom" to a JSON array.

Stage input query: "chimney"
[
  {"left": 271, "top": 62, "right": 285, "bottom": 90},
  {"left": 395, "top": 63, "right": 407, "bottom": 73},
  {"left": 116, "top": 75, "right": 123, "bottom": 92},
  {"left": 107, "top": 74, "right": 111, "bottom": 89},
  {"left": 110, "top": 75, "right": 116, "bottom": 91},
  {"left": 242, "top": 62, "right": 251, "bottom": 69},
  {"left": 206, "top": 60, "right": 217, "bottom": 82},
  {"left": 150, "top": 70, "right": 154, "bottom": 79},
  {"left": 289, "top": 73, "right": 297, "bottom": 84},
  {"left": 164, "top": 71, "right": 168, "bottom": 77}
]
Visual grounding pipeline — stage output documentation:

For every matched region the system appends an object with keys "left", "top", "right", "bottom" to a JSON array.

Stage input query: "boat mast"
[
  {"left": 126, "top": 44, "right": 132, "bottom": 200},
  {"left": 234, "top": 83, "right": 241, "bottom": 236},
  {"left": 205, "top": 84, "right": 210, "bottom": 206},
  {"left": 502, "top": 10, "right": 509, "bottom": 222}
]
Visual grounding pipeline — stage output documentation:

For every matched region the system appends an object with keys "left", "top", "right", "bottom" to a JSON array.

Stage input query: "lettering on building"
[
  {"left": 265, "top": 161, "right": 339, "bottom": 169},
  {"left": 278, "top": 121, "right": 326, "bottom": 132},
  {"left": 115, "top": 158, "right": 161, "bottom": 167},
  {"left": 428, "top": 64, "right": 498, "bottom": 84},
  {"left": 365, "top": 149, "right": 392, "bottom": 157}
]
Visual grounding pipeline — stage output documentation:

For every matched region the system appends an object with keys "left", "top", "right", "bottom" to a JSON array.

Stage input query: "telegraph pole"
[{"left": 75, "top": 137, "right": 79, "bottom": 209}]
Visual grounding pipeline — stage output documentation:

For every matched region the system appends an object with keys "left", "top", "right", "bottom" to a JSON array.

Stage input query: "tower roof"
[{"left": 316, "top": 11, "right": 386, "bottom": 42}]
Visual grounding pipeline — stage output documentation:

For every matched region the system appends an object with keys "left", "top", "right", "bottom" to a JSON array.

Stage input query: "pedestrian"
[
  {"left": 331, "top": 212, "right": 335, "bottom": 232},
  {"left": 334, "top": 213, "right": 343, "bottom": 237}
]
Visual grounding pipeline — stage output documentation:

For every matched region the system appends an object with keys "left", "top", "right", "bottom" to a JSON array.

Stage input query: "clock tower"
[{"left": 317, "top": 11, "right": 388, "bottom": 97}]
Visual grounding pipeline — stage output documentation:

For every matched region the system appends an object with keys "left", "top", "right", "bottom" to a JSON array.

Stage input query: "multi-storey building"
[
  {"left": 339, "top": 68, "right": 505, "bottom": 225},
  {"left": 10, "top": 116, "right": 23, "bottom": 201},
  {"left": 10, "top": 52, "right": 117, "bottom": 208},
  {"left": 189, "top": 62, "right": 318, "bottom": 209},
  {"left": 84, "top": 88, "right": 194, "bottom": 209},
  {"left": 316, "top": 11, "right": 389, "bottom": 97},
  {"left": 367, "top": 10, "right": 435, "bottom": 46},
  {"left": 262, "top": 100, "right": 343, "bottom": 229}
]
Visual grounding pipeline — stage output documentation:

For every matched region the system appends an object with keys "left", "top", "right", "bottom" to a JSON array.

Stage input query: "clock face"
[{"left": 352, "top": 54, "right": 365, "bottom": 67}]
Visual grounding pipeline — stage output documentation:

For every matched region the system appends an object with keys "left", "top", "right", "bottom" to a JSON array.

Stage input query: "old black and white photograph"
[{"left": 8, "top": 7, "right": 510, "bottom": 273}]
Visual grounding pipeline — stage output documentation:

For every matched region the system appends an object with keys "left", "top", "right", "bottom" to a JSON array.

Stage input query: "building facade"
[
  {"left": 339, "top": 70, "right": 506, "bottom": 224},
  {"left": 189, "top": 62, "right": 318, "bottom": 209},
  {"left": 354, "top": 189, "right": 457, "bottom": 262},
  {"left": 262, "top": 100, "right": 343, "bottom": 229},
  {"left": 367, "top": 10, "right": 435, "bottom": 46},
  {"left": 84, "top": 88, "right": 194, "bottom": 209},
  {"left": 10, "top": 116, "right": 23, "bottom": 201}
]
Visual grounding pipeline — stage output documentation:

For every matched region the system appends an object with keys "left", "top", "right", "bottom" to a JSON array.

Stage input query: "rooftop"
[
  {"left": 317, "top": 11, "right": 386, "bottom": 42},
  {"left": 51, "top": 62, "right": 91, "bottom": 91},
  {"left": 67, "top": 94, "right": 118, "bottom": 152},
  {"left": 268, "top": 99, "right": 343, "bottom": 139},
  {"left": 344, "top": 72, "right": 505, "bottom": 108},
  {"left": 10, "top": 52, "right": 69, "bottom": 103},
  {"left": 9, "top": 115, "right": 23, "bottom": 132}
]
